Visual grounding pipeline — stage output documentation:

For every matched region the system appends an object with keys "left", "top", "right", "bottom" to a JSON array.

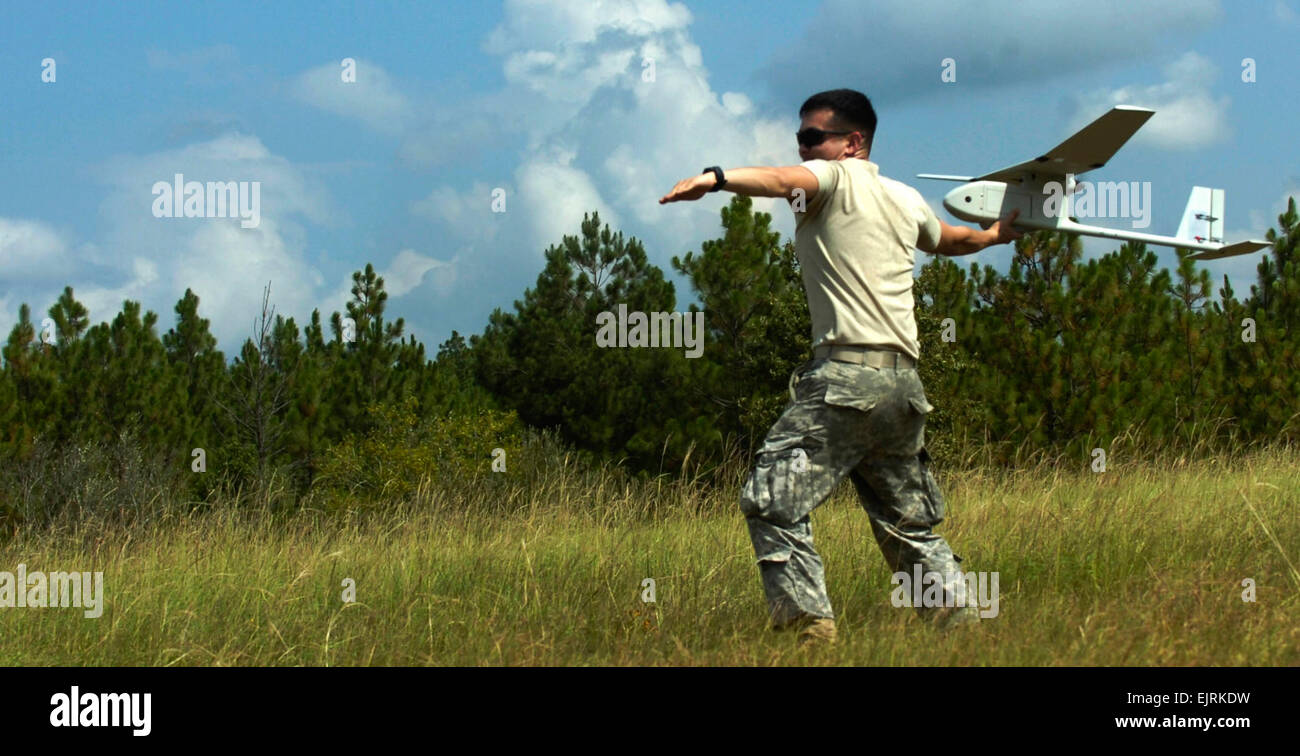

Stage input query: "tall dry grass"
[{"left": 1, "top": 425, "right": 1296, "bottom": 666}]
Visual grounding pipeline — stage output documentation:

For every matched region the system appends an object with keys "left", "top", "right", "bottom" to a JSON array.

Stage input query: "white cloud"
[
  {"left": 483, "top": 0, "right": 693, "bottom": 54},
  {"left": 174, "top": 217, "right": 324, "bottom": 343},
  {"left": 762, "top": 0, "right": 1221, "bottom": 104},
  {"left": 1069, "top": 52, "right": 1231, "bottom": 150},
  {"left": 0, "top": 218, "right": 74, "bottom": 283},
  {"left": 0, "top": 219, "right": 121, "bottom": 343},
  {"left": 291, "top": 58, "right": 414, "bottom": 135},
  {"left": 383, "top": 249, "right": 455, "bottom": 298},
  {"left": 323, "top": 248, "right": 456, "bottom": 323},
  {"left": 75, "top": 256, "right": 162, "bottom": 331},
  {"left": 292, "top": 0, "right": 819, "bottom": 300},
  {"left": 516, "top": 148, "right": 621, "bottom": 255},
  {"left": 462, "top": 0, "right": 808, "bottom": 270},
  {"left": 410, "top": 182, "right": 502, "bottom": 244},
  {"left": 391, "top": 0, "right": 806, "bottom": 291},
  {"left": 4, "top": 126, "right": 466, "bottom": 353},
  {"left": 721, "top": 92, "right": 753, "bottom": 118},
  {"left": 76, "top": 133, "right": 338, "bottom": 349}
]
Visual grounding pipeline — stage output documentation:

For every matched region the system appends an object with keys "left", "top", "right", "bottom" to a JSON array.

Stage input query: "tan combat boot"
[{"left": 796, "top": 617, "right": 838, "bottom": 647}]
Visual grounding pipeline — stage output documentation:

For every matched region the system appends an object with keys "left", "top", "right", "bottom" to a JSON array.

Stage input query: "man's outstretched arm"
[
  {"left": 659, "top": 166, "right": 819, "bottom": 204},
  {"left": 930, "top": 210, "right": 1024, "bottom": 256}
]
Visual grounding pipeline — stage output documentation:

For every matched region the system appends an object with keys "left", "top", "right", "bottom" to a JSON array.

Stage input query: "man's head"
[{"left": 797, "top": 89, "right": 876, "bottom": 162}]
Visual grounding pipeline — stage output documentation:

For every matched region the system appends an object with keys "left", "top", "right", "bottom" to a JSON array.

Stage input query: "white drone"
[{"left": 919, "top": 106, "right": 1270, "bottom": 260}]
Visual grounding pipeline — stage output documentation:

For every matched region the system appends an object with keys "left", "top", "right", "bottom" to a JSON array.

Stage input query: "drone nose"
[{"left": 943, "top": 182, "right": 986, "bottom": 223}]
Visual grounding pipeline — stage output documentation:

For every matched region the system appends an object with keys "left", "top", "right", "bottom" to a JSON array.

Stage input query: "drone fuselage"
[
  {"left": 920, "top": 106, "right": 1270, "bottom": 260},
  {"left": 943, "top": 179, "right": 1066, "bottom": 231}
]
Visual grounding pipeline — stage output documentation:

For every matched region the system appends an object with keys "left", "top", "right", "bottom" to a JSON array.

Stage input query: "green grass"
[{"left": 2, "top": 443, "right": 1297, "bottom": 666}]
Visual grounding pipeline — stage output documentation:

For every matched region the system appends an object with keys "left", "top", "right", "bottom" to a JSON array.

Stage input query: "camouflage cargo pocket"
[
  {"left": 898, "top": 387, "right": 933, "bottom": 458},
  {"left": 822, "top": 364, "right": 930, "bottom": 457},
  {"left": 819, "top": 360, "right": 890, "bottom": 413},
  {"left": 740, "top": 439, "right": 822, "bottom": 525}
]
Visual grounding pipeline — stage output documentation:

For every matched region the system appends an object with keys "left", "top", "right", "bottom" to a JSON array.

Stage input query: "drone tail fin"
[{"left": 1175, "top": 186, "right": 1224, "bottom": 245}]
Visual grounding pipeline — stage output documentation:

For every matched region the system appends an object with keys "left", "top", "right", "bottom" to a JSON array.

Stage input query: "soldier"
[{"left": 660, "top": 89, "right": 1022, "bottom": 646}]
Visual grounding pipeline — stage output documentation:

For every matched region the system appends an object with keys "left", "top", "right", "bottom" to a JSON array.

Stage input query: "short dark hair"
[{"left": 799, "top": 89, "right": 877, "bottom": 154}]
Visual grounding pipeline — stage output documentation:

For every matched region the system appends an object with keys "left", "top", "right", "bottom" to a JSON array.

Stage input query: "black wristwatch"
[{"left": 702, "top": 166, "right": 727, "bottom": 192}]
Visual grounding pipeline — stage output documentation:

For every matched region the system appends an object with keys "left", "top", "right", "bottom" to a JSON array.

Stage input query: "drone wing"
[
  {"left": 1187, "top": 240, "right": 1272, "bottom": 260},
  {"left": 975, "top": 106, "right": 1156, "bottom": 184}
]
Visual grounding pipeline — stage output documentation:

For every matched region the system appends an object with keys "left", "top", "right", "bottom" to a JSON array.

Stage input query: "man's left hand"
[{"left": 987, "top": 208, "right": 1024, "bottom": 245}]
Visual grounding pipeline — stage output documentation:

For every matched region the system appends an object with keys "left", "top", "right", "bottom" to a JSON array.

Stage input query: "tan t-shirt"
[{"left": 795, "top": 158, "right": 941, "bottom": 363}]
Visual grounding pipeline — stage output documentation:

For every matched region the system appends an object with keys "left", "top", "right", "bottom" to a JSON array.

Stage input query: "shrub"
[{"left": 316, "top": 397, "right": 525, "bottom": 504}]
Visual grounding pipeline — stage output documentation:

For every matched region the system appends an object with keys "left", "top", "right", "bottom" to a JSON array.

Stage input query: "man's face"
[{"left": 798, "top": 108, "right": 858, "bottom": 162}]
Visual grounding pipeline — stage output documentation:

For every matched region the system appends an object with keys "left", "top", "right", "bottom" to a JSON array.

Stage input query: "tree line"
[{"left": 3, "top": 194, "right": 1298, "bottom": 522}]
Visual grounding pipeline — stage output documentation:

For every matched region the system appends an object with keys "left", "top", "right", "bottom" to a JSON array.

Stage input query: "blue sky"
[{"left": 3, "top": 0, "right": 1298, "bottom": 353}]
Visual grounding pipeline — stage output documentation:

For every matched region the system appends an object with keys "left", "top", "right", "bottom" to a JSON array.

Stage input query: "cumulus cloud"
[
  {"left": 286, "top": 0, "right": 805, "bottom": 308},
  {"left": 0, "top": 218, "right": 72, "bottom": 341},
  {"left": 381, "top": 249, "right": 455, "bottom": 298},
  {"left": 1238, "top": 186, "right": 1300, "bottom": 243},
  {"left": 365, "top": 0, "right": 822, "bottom": 343},
  {"left": 65, "top": 133, "right": 341, "bottom": 349},
  {"left": 0, "top": 219, "right": 128, "bottom": 342},
  {"left": 482, "top": 0, "right": 693, "bottom": 54},
  {"left": 323, "top": 248, "right": 456, "bottom": 325},
  {"left": 761, "top": 0, "right": 1220, "bottom": 105},
  {"left": 291, "top": 58, "right": 415, "bottom": 135},
  {"left": 516, "top": 147, "right": 623, "bottom": 256},
  {"left": 476, "top": 0, "right": 797, "bottom": 259},
  {"left": 410, "top": 182, "right": 503, "bottom": 244},
  {"left": 0, "top": 218, "right": 75, "bottom": 283},
  {"left": 385, "top": 0, "right": 809, "bottom": 324},
  {"left": 1069, "top": 52, "right": 1231, "bottom": 150}
]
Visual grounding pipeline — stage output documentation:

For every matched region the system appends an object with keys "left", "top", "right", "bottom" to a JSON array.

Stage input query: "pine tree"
[
  {"left": 475, "top": 211, "right": 700, "bottom": 471},
  {"left": 163, "top": 289, "right": 225, "bottom": 457},
  {"left": 1240, "top": 197, "right": 1300, "bottom": 440},
  {"left": 328, "top": 264, "right": 411, "bottom": 437},
  {"left": 215, "top": 285, "right": 292, "bottom": 485},
  {"left": 43, "top": 288, "right": 93, "bottom": 448},
  {"left": 282, "top": 308, "right": 332, "bottom": 488},
  {"left": 670, "top": 194, "right": 810, "bottom": 456},
  {"left": 913, "top": 255, "right": 981, "bottom": 465},
  {"left": 47, "top": 286, "right": 89, "bottom": 348},
  {"left": 0, "top": 304, "right": 47, "bottom": 459}
]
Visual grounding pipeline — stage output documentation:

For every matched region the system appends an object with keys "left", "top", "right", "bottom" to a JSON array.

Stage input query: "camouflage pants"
[{"left": 739, "top": 356, "right": 970, "bottom": 627}]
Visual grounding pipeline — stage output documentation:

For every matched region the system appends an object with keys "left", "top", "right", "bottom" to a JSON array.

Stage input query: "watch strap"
[{"left": 702, "top": 166, "right": 726, "bottom": 192}]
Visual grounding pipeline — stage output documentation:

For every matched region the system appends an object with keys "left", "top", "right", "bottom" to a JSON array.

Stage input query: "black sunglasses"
[{"left": 797, "top": 127, "right": 855, "bottom": 148}]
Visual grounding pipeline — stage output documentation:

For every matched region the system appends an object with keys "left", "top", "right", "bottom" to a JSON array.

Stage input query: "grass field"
[{"left": 2, "top": 443, "right": 1297, "bottom": 666}]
